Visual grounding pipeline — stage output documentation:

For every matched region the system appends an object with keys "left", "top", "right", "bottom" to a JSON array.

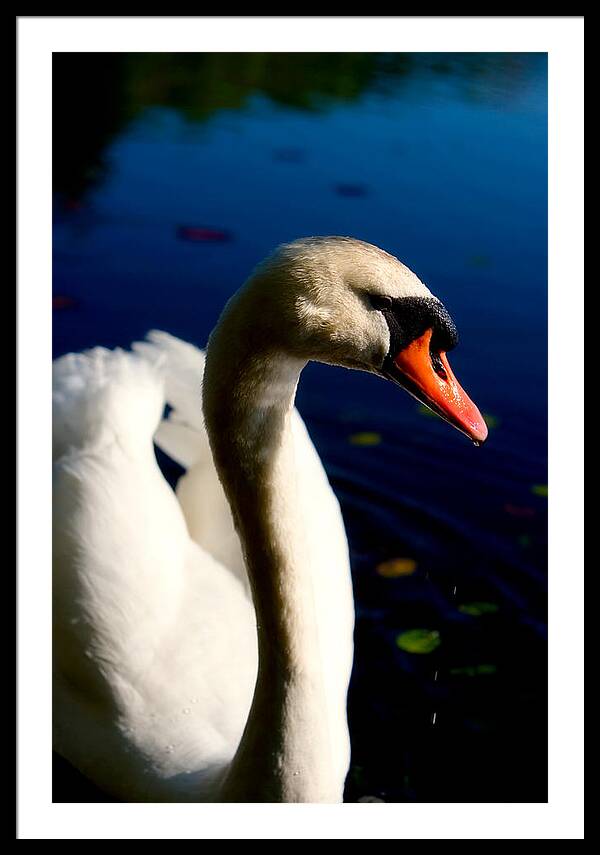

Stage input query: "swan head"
[{"left": 230, "top": 236, "right": 488, "bottom": 444}]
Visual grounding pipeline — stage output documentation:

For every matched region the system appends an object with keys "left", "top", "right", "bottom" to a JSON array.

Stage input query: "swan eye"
[{"left": 370, "top": 294, "right": 393, "bottom": 311}]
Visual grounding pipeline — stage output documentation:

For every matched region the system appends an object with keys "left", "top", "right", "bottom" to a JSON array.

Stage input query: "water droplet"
[
  {"left": 190, "top": 697, "right": 198, "bottom": 704},
  {"left": 183, "top": 708, "right": 190, "bottom": 715}
]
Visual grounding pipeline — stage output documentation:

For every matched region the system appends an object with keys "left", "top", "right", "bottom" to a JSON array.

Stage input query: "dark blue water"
[{"left": 53, "top": 53, "right": 547, "bottom": 802}]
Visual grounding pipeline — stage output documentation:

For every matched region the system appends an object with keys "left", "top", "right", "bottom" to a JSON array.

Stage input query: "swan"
[{"left": 52, "top": 236, "right": 487, "bottom": 803}]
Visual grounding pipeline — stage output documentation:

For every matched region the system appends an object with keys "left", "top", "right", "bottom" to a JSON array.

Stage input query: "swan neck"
[
  {"left": 203, "top": 310, "right": 337, "bottom": 801},
  {"left": 204, "top": 341, "right": 316, "bottom": 668}
]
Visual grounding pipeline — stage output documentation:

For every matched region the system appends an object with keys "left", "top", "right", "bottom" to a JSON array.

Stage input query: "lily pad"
[
  {"left": 449, "top": 664, "right": 497, "bottom": 677},
  {"left": 531, "top": 484, "right": 548, "bottom": 497},
  {"left": 349, "top": 431, "right": 381, "bottom": 447},
  {"left": 376, "top": 558, "right": 417, "bottom": 578},
  {"left": 468, "top": 254, "right": 492, "bottom": 269},
  {"left": 396, "top": 629, "right": 441, "bottom": 654},
  {"left": 458, "top": 601, "right": 499, "bottom": 616}
]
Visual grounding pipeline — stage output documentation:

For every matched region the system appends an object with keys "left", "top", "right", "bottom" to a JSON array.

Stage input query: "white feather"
[
  {"left": 53, "top": 238, "right": 435, "bottom": 802},
  {"left": 53, "top": 332, "right": 352, "bottom": 801}
]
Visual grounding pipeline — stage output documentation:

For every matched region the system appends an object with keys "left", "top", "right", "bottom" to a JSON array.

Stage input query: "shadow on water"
[{"left": 52, "top": 52, "right": 547, "bottom": 803}]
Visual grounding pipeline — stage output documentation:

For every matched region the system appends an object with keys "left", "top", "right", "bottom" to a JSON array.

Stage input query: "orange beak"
[{"left": 392, "top": 328, "right": 488, "bottom": 445}]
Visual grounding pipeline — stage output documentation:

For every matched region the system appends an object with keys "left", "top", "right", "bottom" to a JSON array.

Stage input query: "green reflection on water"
[{"left": 53, "top": 52, "right": 544, "bottom": 199}]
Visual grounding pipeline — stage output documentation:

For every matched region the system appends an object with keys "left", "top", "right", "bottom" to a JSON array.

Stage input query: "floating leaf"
[
  {"left": 377, "top": 558, "right": 417, "bottom": 578},
  {"left": 349, "top": 765, "right": 366, "bottom": 787},
  {"left": 449, "top": 664, "right": 497, "bottom": 677},
  {"left": 334, "top": 183, "right": 368, "bottom": 197},
  {"left": 458, "top": 601, "right": 499, "bottom": 616},
  {"left": 63, "top": 198, "right": 84, "bottom": 212},
  {"left": 465, "top": 717, "right": 494, "bottom": 733},
  {"left": 273, "top": 147, "right": 306, "bottom": 163},
  {"left": 468, "top": 254, "right": 492, "bottom": 269},
  {"left": 52, "top": 295, "right": 77, "bottom": 310},
  {"left": 483, "top": 413, "right": 500, "bottom": 429},
  {"left": 396, "top": 629, "right": 441, "bottom": 654},
  {"left": 176, "top": 225, "right": 232, "bottom": 243},
  {"left": 349, "top": 431, "right": 381, "bottom": 447},
  {"left": 504, "top": 503, "right": 535, "bottom": 518},
  {"left": 531, "top": 484, "right": 548, "bottom": 498},
  {"left": 417, "top": 404, "right": 440, "bottom": 419}
]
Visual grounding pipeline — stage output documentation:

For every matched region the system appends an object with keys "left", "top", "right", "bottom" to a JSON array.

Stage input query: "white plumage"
[
  {"left": 52, "top": 237, "right": 459, "bottom": 802},
  {"left": 53, "top": 331, "right": 353, "bottom": 801}
]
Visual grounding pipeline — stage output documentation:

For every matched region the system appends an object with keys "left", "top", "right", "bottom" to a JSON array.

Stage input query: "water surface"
[{"left": 53, "top": 53, "right": 547, "bottom": 802}]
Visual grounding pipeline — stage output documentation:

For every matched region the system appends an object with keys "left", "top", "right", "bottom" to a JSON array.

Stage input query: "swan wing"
[
  {"left": 131, "top": 332, "right": 353, "bottom": 782},
  {"left": 133, "top": 331, "right": 249, "bottom": 589},
  {"left": 52, "top": 345, "right": 257, "bottom": 801}
]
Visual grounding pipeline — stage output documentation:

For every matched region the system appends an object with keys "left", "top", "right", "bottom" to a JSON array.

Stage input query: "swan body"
[
  {"left": 53, "top": 338, "right": 352, "bottom": 801},
  {"left": 53, "top": 237, "right": 486, "bottom": 802}
]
